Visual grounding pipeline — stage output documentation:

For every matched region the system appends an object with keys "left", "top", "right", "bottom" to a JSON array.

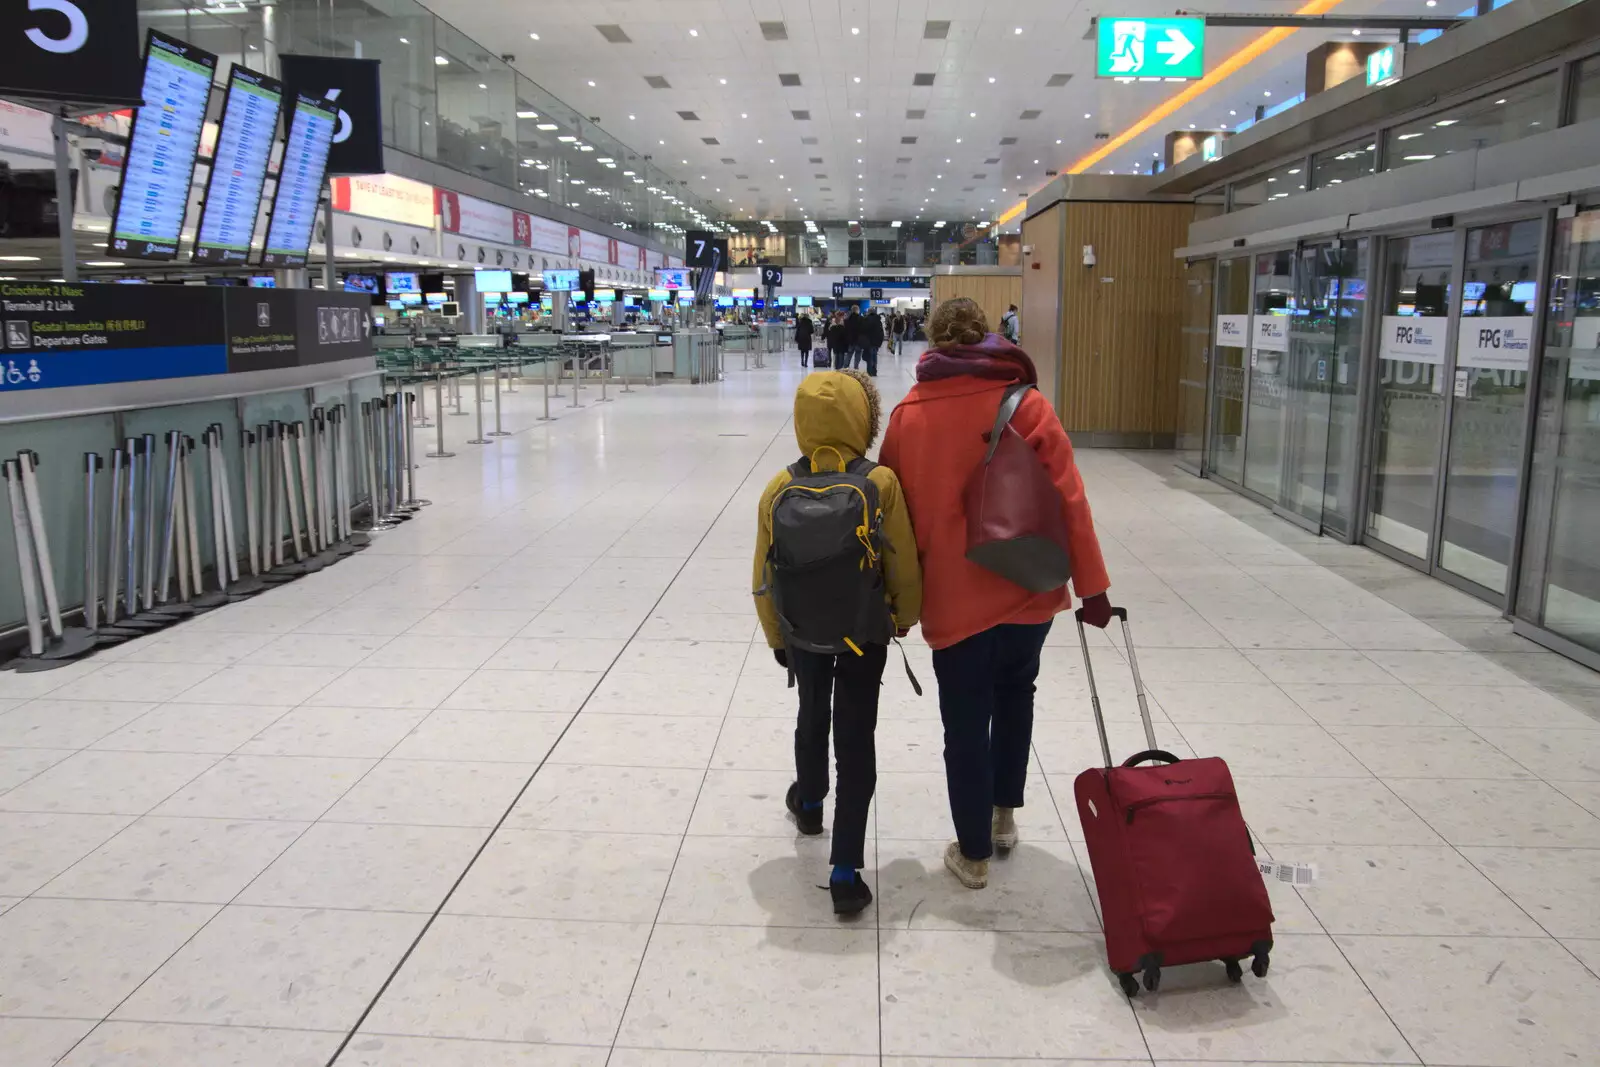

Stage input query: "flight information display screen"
[
  {"left": 258, "top": 92, "right": 338, "bottom": 267},
  {"left": 108, "top": 31, "right": 219, "bottom": 261},
  {"left": 192, "top": 65, "right": 283, "bottom": 264}
]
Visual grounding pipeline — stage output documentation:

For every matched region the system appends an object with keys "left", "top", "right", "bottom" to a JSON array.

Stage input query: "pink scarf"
[{"left": 915, "top": 332, "right": 1039, "bottom": 385}]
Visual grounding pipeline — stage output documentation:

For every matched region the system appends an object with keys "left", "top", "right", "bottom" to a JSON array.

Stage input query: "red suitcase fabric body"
[{"left": 1075, "top": 755, "right": 1274, "bottom": 974}]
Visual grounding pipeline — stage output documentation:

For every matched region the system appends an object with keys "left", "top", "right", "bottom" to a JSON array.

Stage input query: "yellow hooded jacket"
[{"left": 753, "top": 371, "right": 922, "bottom": 649}]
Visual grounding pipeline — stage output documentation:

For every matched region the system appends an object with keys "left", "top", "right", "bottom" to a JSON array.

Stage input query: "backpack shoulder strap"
[
  {"left": 983, "top": 384, "right": 1034, "bottom": 464},
  {"left": 845, "top": 456, "right": 878, "bottom": 478},
  {"left": 787, "top": 457, "right": 811, "bottom": 480}
]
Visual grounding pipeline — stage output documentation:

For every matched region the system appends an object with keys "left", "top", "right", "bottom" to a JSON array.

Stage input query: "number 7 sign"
[{"left": 3, "top": 0, "right": 144, "bottom": 108}]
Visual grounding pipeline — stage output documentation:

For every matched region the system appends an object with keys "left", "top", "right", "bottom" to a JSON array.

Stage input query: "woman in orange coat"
[{"left": 879, "top": 298, "right": 1112, "bottom": 890}]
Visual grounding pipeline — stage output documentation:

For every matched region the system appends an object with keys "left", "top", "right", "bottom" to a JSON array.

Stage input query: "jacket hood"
[{"left": 793, "top": 370, "right": 880, "bottom": 464}]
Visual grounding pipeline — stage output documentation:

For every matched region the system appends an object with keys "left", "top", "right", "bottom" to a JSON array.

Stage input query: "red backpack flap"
[{"left": 963, "top": 384, "right": 1072, "bottom": 593}]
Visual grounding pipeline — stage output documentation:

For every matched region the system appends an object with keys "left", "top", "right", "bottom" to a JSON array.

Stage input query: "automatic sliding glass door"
[
  {"left": 1366, "top": 232, "right": 1456, "bottom": 562},
  {"left": 1243, "top": 250, "right": 1294, "bottom": 500},
  {"left": 1176, "top": 259, "right": 1214, "bottom": 473},
  {"left": 1208, "top": 257, "right": 1251, "bottom": 484},
  {"left": 1437, "top": 220, "right": 1543, "bottom": 594}
]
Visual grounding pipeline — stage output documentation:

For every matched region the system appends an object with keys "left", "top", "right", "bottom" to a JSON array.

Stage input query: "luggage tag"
[{"left": 1257, "top": 859, "right": 1317, "bottom": 887}]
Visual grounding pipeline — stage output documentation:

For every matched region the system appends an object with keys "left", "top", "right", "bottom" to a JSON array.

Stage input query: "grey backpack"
[{"left": 765, "top": 451, "right": 894, "bottom": 656}]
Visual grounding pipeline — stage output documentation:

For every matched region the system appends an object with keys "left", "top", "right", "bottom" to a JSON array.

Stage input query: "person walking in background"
[
  {"left": 1000, "top": 303, "right": 1020, "bottom": 344},
  {"left": 844, "top": 307, "right": 865, "bottom": 369},
  {"left": 862, "top": 309, "right": 885, "bottom": 377},
  {"left": 826, "top": 311, "right": 847, "bottom": 369},
  {"left": 879, "top": 297, "right": 1112, "bottom": 891},
  {"left": 890, "top": 311, "right": 907, "bottom": 355},
  {"left": 795, "top": 311, "right": 815, "bottom": 368},
  {"left": 754, "top": 370, "right": 922, "bottom": 915}
]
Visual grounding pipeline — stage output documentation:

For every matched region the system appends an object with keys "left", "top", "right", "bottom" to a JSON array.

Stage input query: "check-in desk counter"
[{"left": 0, "top": 282, "right": 380, "bottom": 639}]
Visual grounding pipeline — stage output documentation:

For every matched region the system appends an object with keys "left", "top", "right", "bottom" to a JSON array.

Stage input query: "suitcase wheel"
[
  {"left": 1118, "top": 972, "right": 1140, "bottom": 997},
  {"left": 1142, "top": 965, "right": 1161, "bottom": 993},
  {"left": 1252, "top": 950, "right": 1270, "bottom": 978},
  {"left": 1224, "top": 958, "right": 1244, "bottom": 983}
]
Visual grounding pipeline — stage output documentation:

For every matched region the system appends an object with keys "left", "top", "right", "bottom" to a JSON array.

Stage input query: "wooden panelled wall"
[
  {"left": 1050, "top": 201, "right": 1194, "bottom": 444},
  {"left": 929, "top": 274, "right": 1021, "bottom": 335}
]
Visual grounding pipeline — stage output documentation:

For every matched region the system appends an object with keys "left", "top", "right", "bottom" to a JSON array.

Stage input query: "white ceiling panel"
[{"left": 419, "top": 0, "right": 1463, "bottom": 223}]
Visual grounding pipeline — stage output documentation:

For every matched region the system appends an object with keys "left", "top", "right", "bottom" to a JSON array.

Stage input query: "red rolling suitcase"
[{"left": 1072, "top": 606, "right": 1274, "bottom": 996}]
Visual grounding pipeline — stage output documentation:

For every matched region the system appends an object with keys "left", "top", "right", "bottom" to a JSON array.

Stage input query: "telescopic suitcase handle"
[{"left": 1074, "top": 604, "right": 1159, "bottom": 769}]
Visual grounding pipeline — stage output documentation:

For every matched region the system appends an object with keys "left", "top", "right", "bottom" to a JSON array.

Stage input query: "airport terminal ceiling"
[{"left": 419, "top": 0, "right": 1460, "bottom": 225}]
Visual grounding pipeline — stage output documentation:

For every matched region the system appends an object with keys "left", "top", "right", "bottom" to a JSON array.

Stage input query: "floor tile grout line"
[
  {"left": 596, "top": 420, "right": 797, "bottom": 1066},
  {"left": 322, "top": 407, "right": 793, "bottom": 1067},
  {"left": 37, "top": 688, "right": 430, "bottom": 1065}
]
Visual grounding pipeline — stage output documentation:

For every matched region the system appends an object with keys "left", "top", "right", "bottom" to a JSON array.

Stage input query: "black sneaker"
[
  {"left": 786, "top": 782, "right": 823, "bottom": 835},
  {"left": 830, "top": 871, "right": 873, "bottom": 915}
]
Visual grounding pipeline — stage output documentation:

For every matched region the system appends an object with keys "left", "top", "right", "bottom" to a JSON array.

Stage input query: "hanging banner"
[
  {"left": 1379, "top": 315, "right": 1448, "bottom": 364},
  {"left": 2, "top": 0, "right": 144, "bottom": 108},
  {"left": 1215, "top": 314, "right": 1248, "bottom": 348},
  {"left": 527, "top": 215, "right": 567, "bottom": 255},
  {"left": 579, "top": 229, "right": 608, "bottom": 263},
  {"left": 1251, "top": 315, "right": 1288, "bottom": 353},
  {"left": 278, "top": 54, "right": 384, "bottom": 176},
  {"left": 330, "top": 173, "right": 434, "bottom": 228},
  {"left": 437, "top": 188, "right": 519, "bottom": 245},
  {"left": 1456, "top": 316, "right": 1534, "bottom": 371},
  {"left": 0, "top": 100, "right": 55, "bottom": 157}
]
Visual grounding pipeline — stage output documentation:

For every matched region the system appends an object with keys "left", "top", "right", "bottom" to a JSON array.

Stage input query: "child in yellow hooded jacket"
[{"left": 752, "top": 369, "right": 921, "bottom": 915}]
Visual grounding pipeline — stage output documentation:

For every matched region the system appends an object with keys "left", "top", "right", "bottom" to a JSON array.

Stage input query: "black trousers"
[
  {"left": 792, "top": 642, "right": 887, "bottom": 870},
  {"left": 932, "top": 621, "right": 1052, "bottom": 861}
]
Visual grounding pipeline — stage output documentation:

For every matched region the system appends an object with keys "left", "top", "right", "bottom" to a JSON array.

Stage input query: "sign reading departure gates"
[{"left": 1096, "top": 17, "right": 1205, "bottom": 80}]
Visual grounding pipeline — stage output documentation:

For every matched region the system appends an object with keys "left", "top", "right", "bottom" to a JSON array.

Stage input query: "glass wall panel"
[
  {"left": 1438, "top": 219, "right": 1543, "bottom": 593},
  {"left": 1323, "top": 239, "right": 1372, "bottom": 538},
  {"left": 1208, "top": 257, "right": 1252, "bottom": 484},
  {"left": 1177, "top": 259, "right": 1214, "bottom": 472},
  {"left": 1366, "top": 232, "right": 1456, "bottom": 559},
  {"left": 1571, "top": 54, "right": 1600, "bottom": 124},
  {"left": 1231, "top": 160, "right": 1309, "bottom": 209},
  {"left": 1517, "top": 211, "right": 1600, "bottom": 652},
  {"left": 1310, "top": 136, "right": 1377, "bottom": 190},
  {"left": 1382, "top": 74, "right": 1560, "bottom": 173},
  {"left": 1243, "top": 250, "right": 1294, "bottom": 499}
]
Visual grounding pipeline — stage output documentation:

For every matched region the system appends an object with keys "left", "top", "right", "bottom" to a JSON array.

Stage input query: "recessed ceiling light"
[
  {"left": 659, "top": 139, "right": 665, "bottom": 145},
  {"left": 529, "top": 32, "right": 540, "bottom": 40},
  {"left": 988, "top": 76, "right": 996, "bottom": 83},
  {"left": 851, "top": 26, "right": 860, "bottom": 34},
  {"left": 398, "top": 36, "right": 409, "bottom": 44},
  {"left": 587, "top": 80, "right": 596, "bottom": 87},
  {"left": 855, "top": 112, "right": 861, "bottom": 118},
  {"left": 955, "top": 138, "right": 962, "bottom": 143},
  {"left": 536, "top": 122, "right": 558, "bottom": 131},
  {"left": 1084, "top": 112, "right": 1092, "bottom": 119},
  {"left": 1351, "top": 28, "right": 1361, "bottom": 35},
  {"left": 740, "top": 112, "right": 748, "bottom": 118},
  {"left": 434, "top": 55, "right": 448, "bottom": 66},
  {"left": 1264, "top": 90, "right": 1272, "bottom": 97},
  {"left": 1229, "top": 109, "right": 1237, "bottom": 116},
  {"left": 857, "top": 137, "right": 863, "bottom": 143},
  {"left": 1014, "top": 27, "right": 1023, "bottom": 34},
  {"left": 969, "top": 111, "right": 976, "bottom": 118},
  {"left": 853, "top": 76, "right": 861, "bottom": 83},
  {"left": 1055, "top": 138, "right": 1062, "bottom": 144},
  {"left": 689, "top": 28, "right": 699, "bottom": 36},
  {"left": 558, "top": 135, "right": 577, "bottom": 142}
]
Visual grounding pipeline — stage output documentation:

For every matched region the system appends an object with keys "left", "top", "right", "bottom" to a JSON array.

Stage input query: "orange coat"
[{"left": 879, "top": 376, "right": 1110, "bottom": 650}]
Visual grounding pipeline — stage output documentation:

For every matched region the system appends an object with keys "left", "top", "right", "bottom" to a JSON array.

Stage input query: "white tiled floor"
[{"left": 1, "top": 348, "right": 1598, "bottom": 1066}]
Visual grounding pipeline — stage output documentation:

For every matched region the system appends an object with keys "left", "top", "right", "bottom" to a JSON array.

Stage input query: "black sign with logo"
[
  {"left": 1, "top": 0, "right": 143, "bottom": 108},
  {"left": 870, "top": 288, "right": 884, "bottom": 300},
  {"left": 685, "top": 230, "right": 728, "bottom": 270},
  {"left": 831, "top": 282, "right": 844, "bottom": 299},
  {"left": 224, "top": 288, "right": 298, "bottom": 372},
  {"left": 279, "top": 53, "right": 384, "bottom": 175},
  {"left": 760, "top": 266, "right": 783, "bottom": 288},
  {"left": 297, "top": 291, "right": 372, "bottom": 365}
]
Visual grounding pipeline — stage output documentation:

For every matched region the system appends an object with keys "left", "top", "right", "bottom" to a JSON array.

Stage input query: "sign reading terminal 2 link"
[{"left": 1096, "top": 17, "right": 1205, "bottom": 80}]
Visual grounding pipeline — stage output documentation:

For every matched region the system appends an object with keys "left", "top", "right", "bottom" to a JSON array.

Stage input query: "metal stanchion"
[
  {"left": 569, "top": 350, "right": 583, "bottom": 409},
  {"left": 414, "top": 381, "right": 433, "bottom": 428},
  {"left": 451, "top": 365, "right": 467, "bottom": 415},
  {"left": 538, "top": 355, "right": 555, "bottom": 421},
  {"left": 620, "top": 347, "right": 634, "bottom": 394},
  {"left": 427, "top": 381, "right": 455, "bottom": 457},
  {"left": 402, "top": 392, "right": 431, "bottom": 506},
  {"left": 489, "top": 362, "right": 511, "bottom": 435},
  {"left": 505, "top": 354, "right": 518, "bottom": 393},
  {"left": 596, "top": 346, "right": 613, "bottom": 403},
  {"left": 467, "top": 368, "right": 490, "bottom": 444},
  {"left": 549, "top": 349, "right": 564, "bottom": 398}
]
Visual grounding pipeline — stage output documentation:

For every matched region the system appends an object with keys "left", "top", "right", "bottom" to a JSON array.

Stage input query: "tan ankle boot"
[
  {"left": 944, "top": 841, "right": 989, "bottom": 889},
  {"left": 992, "top": 807, "right": 1018, "bottom": 851}
]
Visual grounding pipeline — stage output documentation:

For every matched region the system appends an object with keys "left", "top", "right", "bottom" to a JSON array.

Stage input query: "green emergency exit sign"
[{"left": 1096, "top": 17, "right": 1206, "bottom": 80}]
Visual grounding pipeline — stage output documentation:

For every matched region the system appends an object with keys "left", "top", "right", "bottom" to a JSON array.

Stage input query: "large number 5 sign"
[
  {"left": 3, "top": 0, "right": 141, "bottom": 106},
  {"left": 25, "top": 0, "right": 89, "bottom": 54}
]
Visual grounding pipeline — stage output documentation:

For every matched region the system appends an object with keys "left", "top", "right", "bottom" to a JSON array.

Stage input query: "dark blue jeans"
[{"left": 932, "top": 621, "right": 1052, "bottom": 861}]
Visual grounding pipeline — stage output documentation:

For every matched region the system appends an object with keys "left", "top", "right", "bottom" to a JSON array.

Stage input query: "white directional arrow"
[{"left": 1156, "top": 26, "right": 1195, "bottom": 66}]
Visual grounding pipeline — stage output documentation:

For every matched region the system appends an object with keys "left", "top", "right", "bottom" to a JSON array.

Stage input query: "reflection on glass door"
[
  {"left": 1323, "top": 240, "right": 1371, "bottom": 538},
  {"left": 1516, "top": 210, "right": 1600, "bottom": 655},
  {"left": 1366, "top": 232, "right": 1456, "bottom": 561},
  {"left": 1208, "top": 257, "right": 1251, "bottom": 485},
  {"left": 1177, "top": 259, "right": 1214, "bottom": 473},
  {"left": 1438, "top": 219, "right": 1542, "bottom": 594},
  {"left": 1243, "top": 250, "right": 1294, "bottom": 499}
]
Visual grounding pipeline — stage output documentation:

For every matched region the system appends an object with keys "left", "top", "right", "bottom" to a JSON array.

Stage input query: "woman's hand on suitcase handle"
[{"left": 1079, "top": 592, "right": 1113, "bottom": 629}]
